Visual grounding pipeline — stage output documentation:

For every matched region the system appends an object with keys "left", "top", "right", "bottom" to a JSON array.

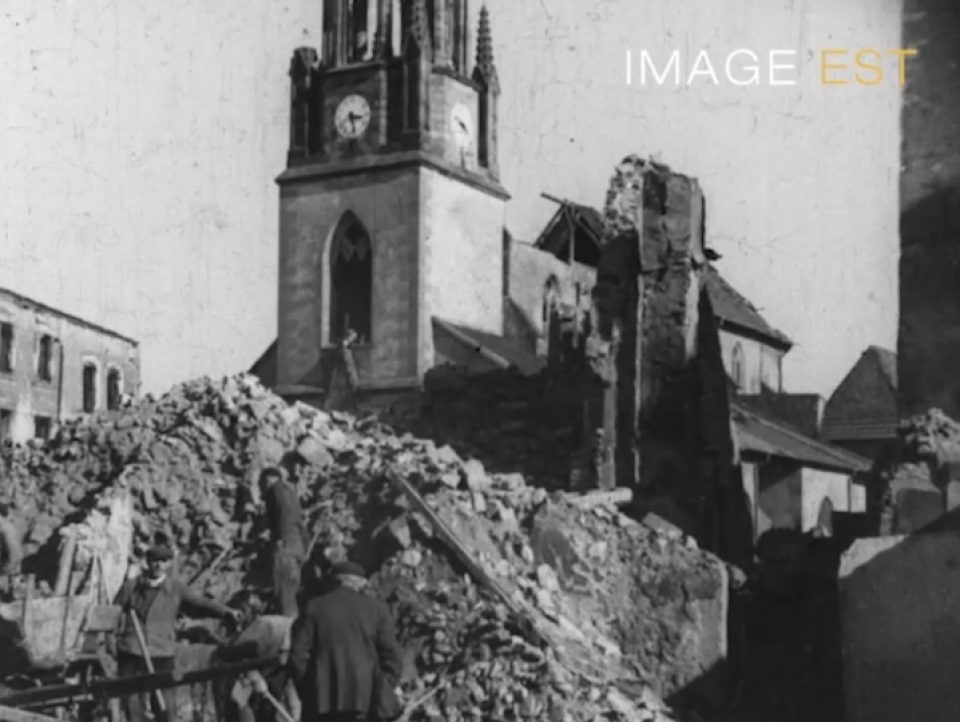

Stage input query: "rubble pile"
[
  {"left": 0, "top": 374, "right": 728, "bottom": 721},
  {"left": 872, "top": 408, "right": 960, "bottom": 535},
  {"left": 897, "top": 408, "right": 960, "bottom": 462}
]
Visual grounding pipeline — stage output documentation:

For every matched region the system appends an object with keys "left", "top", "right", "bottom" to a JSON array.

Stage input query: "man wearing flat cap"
[
  {"left": 114, "top": 543, "right": 242, "bottom": 721},
  {"left": 261, "top": 459, "right": 308, "bottom": 617},
  {"left": 289, "top": 561, "right": 405, "bottom": 721}
]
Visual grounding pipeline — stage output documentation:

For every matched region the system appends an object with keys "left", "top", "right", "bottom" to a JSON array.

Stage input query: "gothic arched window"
[
  {"left": 731, "top": 342, "right": 745, "bottom": 392},
  {"left": 330, "top": 213, "right": 373, "bottom": 344}
]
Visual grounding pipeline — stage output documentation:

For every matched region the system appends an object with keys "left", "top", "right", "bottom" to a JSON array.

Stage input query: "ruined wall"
[
  {"left": 585, "top": 157, "right": 745, "bottom": 562},
  {"left": 507, "top": 241, "right": 594, "bottom": 344},
  {"left": 0, "top": 290, "right": 140, "bottom": 443},
  {"left": 898, "top": 0, "right": 960, "bottom": 418}
]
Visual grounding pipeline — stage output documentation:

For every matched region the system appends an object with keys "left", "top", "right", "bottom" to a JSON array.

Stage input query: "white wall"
[{"left": 802, "top": 467, "right": 855, "bottom": 531}]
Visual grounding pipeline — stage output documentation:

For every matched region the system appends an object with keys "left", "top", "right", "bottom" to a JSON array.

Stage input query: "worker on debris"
[
  {"left": 261, "top": 460, "right": 307, "bottom": 617},
  {"left": 0, "top": 504, "right": 23, "bottom": 578},
  {"left": 289, "top": 561, "right": 404, "bottom": 722},
  {"left": 114, "top": 543, "right": 243, "bottom": 722}
]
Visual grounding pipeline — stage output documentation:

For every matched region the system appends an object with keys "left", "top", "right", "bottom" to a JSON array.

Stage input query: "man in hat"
[
  {"left": 261, "top": 462, "right": 307, "bottom": 617},
  {"left": 289, "top": 561, "right": 404, "bottom": 722},
  {"left": 114, "top": 544, "right": 242, "bottom": 722}
]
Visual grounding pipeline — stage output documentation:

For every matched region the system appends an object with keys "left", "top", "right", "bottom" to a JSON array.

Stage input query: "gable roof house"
[{"left": 820, "top": 346, "right": 899, "bottom": 463}]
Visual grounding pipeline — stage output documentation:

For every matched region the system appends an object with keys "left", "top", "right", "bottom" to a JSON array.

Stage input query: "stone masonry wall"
[
  {"left": 374, "top": 365, "right": 587, "bottom": 491},
  {"left": 898, "top": 0, "right": 960, "bottom": 418},
  {"left": 585, "top": 156, "right": 741, "bottom": 556},
  {"left": 277, "top": 168, "right": 422, "bottom": 390}
]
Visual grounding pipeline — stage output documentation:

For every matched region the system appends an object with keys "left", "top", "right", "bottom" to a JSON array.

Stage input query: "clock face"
[
  {"left": 450, "top": 103, "right": 473, "bottom": 150},
  {"left": 334, "top": 94, "right": 371, "bottom": 139}
]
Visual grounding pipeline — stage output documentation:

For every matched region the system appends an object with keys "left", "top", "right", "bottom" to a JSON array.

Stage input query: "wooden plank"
[
  {"left": 0, "top": 704, "right": 60, "bottom": 722},
  {"left": 54, "top": 531, "right": 77, "bottom": 597},
  {"left": 566, "top": 487, "right": 633, "bottom": 509},
  {"left": 0, "top": 655, "right": 279, "bottom": 708},
  {"left": 385, "top": 468, "right": 552, "bottom": 650}
]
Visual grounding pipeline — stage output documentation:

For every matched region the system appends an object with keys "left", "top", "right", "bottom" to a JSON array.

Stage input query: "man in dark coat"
[
  {"left": 289, "top": 561, "right": 404, "bottom": 722},
  {"left": 261, "top": 463, "right": 307, "bottom": 617},
  {"left": 114, "top": 544, "right": 242, "bottom": 721}
]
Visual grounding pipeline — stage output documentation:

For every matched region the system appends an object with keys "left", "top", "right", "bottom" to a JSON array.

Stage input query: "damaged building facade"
[
  {"left": 0, "top": 287, "right": 140, "bottom": 444},
  {"left": 254, "top": 1, "right": 867, "bottom": 561}
]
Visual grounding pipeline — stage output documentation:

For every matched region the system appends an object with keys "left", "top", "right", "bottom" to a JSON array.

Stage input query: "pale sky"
[{"left": 1, "top": 0, "right": 902, "bottom": 397}]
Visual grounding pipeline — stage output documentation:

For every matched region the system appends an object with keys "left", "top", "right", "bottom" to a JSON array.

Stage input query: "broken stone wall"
[
  {"left": 0, "top": 373, "right": 730, "bottom": 720},
  {"left": 898, "top": 0, "right": 960, "bottom": 419},
  {"left": 878, "top": 408, "right": 960, "bottom": 534},
  {"left": 586, "top": 157, "right": 743, "bottom": 559}
]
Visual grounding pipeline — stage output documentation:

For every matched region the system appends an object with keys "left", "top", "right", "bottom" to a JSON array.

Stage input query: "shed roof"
[{"left": 732, "top": 402, "right": 871, "bottom": 472}]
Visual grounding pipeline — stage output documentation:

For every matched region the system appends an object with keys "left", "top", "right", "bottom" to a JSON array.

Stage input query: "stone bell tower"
[{"left": 275, "top": 0, "right": 509, "bottom": 396}]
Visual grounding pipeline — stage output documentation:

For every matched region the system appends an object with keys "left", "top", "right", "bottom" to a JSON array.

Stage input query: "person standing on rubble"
[
  {"left": 261, "top": 459, "right": 307, "bottom": 617},
  {"left": 114, "top": 544, "right": 242, "bottom": 722},
  {"left": 289, "top": 561, "right": 404, "bottom": 722},
  {"left": 0, "top": 504, "right": 23, "bottom": 577}
]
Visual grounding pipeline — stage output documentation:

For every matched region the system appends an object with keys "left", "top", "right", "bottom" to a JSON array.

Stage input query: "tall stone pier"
[
  {"left": 898, "top": 0, "right": 960, "bottom": 418},
  {"left": 588, "top": 156, "right": 742, "bottom": 559}
]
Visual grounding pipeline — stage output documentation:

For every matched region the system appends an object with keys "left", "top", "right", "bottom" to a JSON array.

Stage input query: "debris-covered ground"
[{"left": 0, "top": 375, "right": 729, "bottom": 721}]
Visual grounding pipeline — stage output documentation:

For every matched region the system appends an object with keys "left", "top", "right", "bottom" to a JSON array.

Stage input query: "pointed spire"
[
  {"left": 409, "top": 0, "right": 433, "bottom": 54},
  {"left": 475, "top": 5, "right": 493, "bottom": 73},
  {"left": 473, "top": 5, "right": 498, "bottom": 91}
]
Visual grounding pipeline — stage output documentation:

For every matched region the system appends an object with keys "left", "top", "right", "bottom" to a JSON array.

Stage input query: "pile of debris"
[
  {"left": 0, "top": 375, "right": 728, "bottom": 721},
  {"left": 898, "top": 408, "right": 960, "bottom": 463}
]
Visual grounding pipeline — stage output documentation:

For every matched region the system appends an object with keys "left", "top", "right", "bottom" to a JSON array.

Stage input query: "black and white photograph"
[{"left": 0, "top": 0, "right": 957, "bottom": 720}]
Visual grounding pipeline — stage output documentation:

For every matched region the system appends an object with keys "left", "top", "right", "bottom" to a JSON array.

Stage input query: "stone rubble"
[
  {"left": 897, "top": 408, "right": 960, "bottom": 462},
  {"left": 0, "top": 374, "right": 728, "bottom": 721}
]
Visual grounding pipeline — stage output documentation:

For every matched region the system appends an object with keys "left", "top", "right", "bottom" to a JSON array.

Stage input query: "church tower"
[{"left": 275, "top": 0, "right": 508, "bottom": 394}]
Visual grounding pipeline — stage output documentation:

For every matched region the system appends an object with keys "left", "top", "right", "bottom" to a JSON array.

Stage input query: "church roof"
[
  {"left": 433, "top": 318, "right": 546, "bottom": 375},
  {"left": 701, "top": 266, "right": 792, "bottom": 349}
]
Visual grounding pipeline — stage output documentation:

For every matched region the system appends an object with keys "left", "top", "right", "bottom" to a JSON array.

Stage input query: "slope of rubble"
[{"left": 0, "top": 375, "right": 727, "bottom": 721}]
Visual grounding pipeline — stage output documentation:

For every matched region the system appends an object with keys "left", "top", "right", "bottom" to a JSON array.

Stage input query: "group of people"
[{"left": 113, "top": 451, "right": 405, "bottom": 722}]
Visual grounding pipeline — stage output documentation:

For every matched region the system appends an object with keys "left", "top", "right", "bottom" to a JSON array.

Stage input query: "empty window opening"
[
  {"left": 34, "top": 416, "right": 51, "bottom": 440},
  {"left": 349, "top": 0, "right": 370, "bottom": 61},
  {"left": 37, "top": 334, "right": 53, "bottom": 381},
  {"left": 330, "top": 214, "right": 373, "bottom": 344},
  {"left": 0, "top": 323, "right": 13, "bottom": 373},
  {"left": 82, "top": 362, "right": 98, "bottom": 413},
  {"left": 106, "top": 368, "right": 121, "bottom": 411},
  {"left": 731, "top": 343, "right": 745, "bottom": 392}
]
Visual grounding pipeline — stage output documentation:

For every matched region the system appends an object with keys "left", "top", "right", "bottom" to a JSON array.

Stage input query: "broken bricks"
[{"left": 0, "top": 373, "right": 724, "bottom": 722}]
